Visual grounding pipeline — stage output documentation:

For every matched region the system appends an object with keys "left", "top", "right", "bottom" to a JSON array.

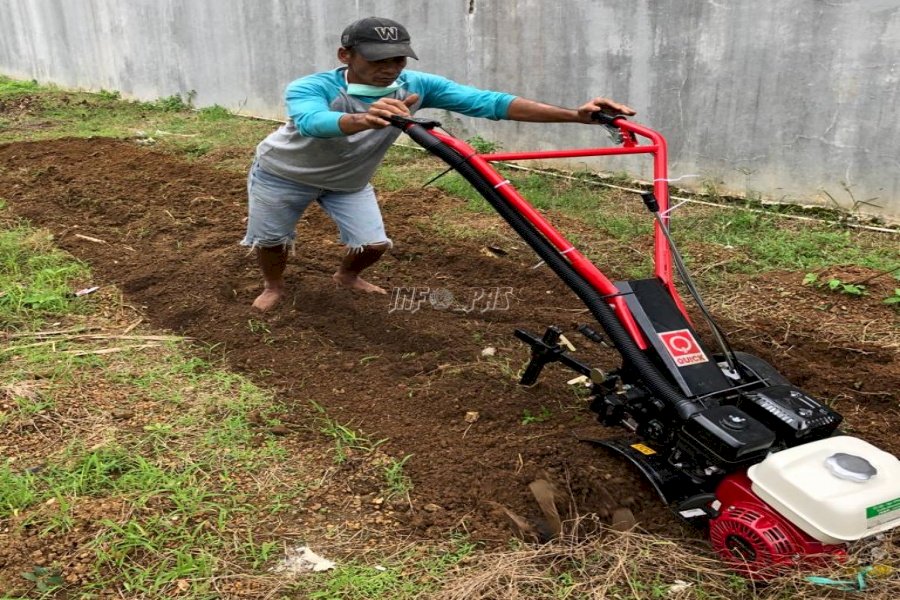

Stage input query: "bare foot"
[
  {"left": 252, "top": 287, "right": 283, "bottom": 311},
  {"left": 333, "top": 272, "right": 387, "bottom": 294}
]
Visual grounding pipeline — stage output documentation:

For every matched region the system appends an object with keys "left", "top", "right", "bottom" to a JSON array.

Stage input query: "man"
[{"left": 242, "top": 16, "right": 635, "bottom": 311}]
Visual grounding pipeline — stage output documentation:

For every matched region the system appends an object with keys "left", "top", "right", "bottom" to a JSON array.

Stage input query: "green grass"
[
  {"left": 197, "top": 104, "right": 234, "bottom": 121},
  {"left": 0, "top": 76, "right": 274, "bottom": 170},
  {"left": 431, "top": 163, "right": 654, "bottom": 241},
  {"left": 372, "top": 144, "right": 440, "bottom": 191},
  {"left": 311, "top": 401, "right": 387, "bottom": 464},
  {"left": 423, "top": 154, "right": 896, "bottom": 284},
  {"left": 296, "top": 537, "right": 478, "bottom": 600},
  {"left": 91, "top": 514, "right": 222, "bottom": 597},
  {"left": 385, "top": 133, "right": 896, "bottom": 288},
  {"left": 434, "top": 169, "right": 617, "bottom": 213},
  {"left": 0, "top": 224, "right": 90, "bottom": 329},
  {"left": 383, "top": 454, "right": 413, "bottom": 498},
  {"left": 0, "top": 77, "right": 42, "bottom": 95},
  {"left": 672, "top": 209, "right": 896, "bottom": 272},
  {"left": 521, "top": 405, "right": 553, "bottom": 425},
  {"left": 5, "top": 425, "right": 269, "bottom": 594},
  {"left": 0, "top": 355, "right": 299, "bottom": 597},
  {"left": 0, "top": 463, "right": 38, "bottom": 517},
  {"left": 0, "top": 217, "right": 315, "bottom": 597}
]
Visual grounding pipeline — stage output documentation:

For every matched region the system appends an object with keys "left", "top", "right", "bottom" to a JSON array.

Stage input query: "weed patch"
[{"left": 0, "top": 225, "right": 90, "bottom": 328}]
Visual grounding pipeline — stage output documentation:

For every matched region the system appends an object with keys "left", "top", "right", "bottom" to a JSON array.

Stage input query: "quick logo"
[{"left": 658, "top": 329, "right": 709, "bottom": 366}]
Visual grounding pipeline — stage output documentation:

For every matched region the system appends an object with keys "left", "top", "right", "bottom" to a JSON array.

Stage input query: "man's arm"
[
  {"left": 286, "top": 76, "right": 349, "bottom": 138},
  {"left": 506, "top": 97, "right": 636, "bottom": 124},
  {"left": 405, "top": 72, "right": 635, "bottom": 124}
]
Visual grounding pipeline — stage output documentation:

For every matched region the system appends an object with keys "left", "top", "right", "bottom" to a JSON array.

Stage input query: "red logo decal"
[{"left": 658, "top": 329, "right": 709, "bottom": 366}]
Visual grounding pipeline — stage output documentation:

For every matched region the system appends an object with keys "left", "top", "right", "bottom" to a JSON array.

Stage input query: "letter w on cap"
[{"left": 374, "top": 26, "right": 399, "bottom": 41}]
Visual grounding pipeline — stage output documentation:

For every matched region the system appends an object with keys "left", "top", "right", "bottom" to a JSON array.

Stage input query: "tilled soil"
[{"left": 1, "top": 138, "right": 898, "bottom": 545}]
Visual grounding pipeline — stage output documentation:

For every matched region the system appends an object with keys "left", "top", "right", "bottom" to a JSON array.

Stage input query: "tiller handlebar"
[{"left": 388, "top": 113, "right": 899, "bottom": 580}]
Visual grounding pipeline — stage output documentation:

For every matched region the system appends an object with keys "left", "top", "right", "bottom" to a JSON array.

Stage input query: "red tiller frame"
[{"left": 428, "top": 119, "right": 690, "bottom": 350}]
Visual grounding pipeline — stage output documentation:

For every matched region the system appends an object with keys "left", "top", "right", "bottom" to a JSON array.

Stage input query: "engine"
[
  {"left": 709, "top": 471, "right": 845, "bottom": 578},
  {"left": 590, "top": 376, "right": 843, "bottom": 485},
  {"left": 589, "top": 369, "right": 900, "bottom": 578}
]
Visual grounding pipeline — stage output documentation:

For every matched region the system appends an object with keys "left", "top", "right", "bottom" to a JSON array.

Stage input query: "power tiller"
[{"left": 388, "top": 113, "right": 900, "bottom": 578}]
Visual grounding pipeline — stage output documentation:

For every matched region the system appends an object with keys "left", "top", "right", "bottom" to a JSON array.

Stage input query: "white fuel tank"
[{"left": 747, "top": 436, "right": 900, "bottom": 544}]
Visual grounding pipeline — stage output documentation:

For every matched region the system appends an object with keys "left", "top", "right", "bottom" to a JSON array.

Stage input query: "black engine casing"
[
  {"left": 738, "top": 384, "right": 842, "bottom": 445},
  {"left": 680, "top": 405, "right": 775, "bottom": 467}
]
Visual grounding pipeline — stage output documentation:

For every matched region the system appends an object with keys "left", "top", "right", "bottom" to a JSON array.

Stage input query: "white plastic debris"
[
  {"left": 481, "top": 347, "right": 497, "bottom": 357},
  {"left": 668, "top": 580, "right": 693, "bottom": 595},
  {"left": 74, "top": 286, "right": 100, "bottom": 297},
  {"left": 270, "top": 545, "right": 335, "bottom": 575}
]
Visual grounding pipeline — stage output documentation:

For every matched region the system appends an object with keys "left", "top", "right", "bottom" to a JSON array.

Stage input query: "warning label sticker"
[
  {"left": 867, "top": 497, "right": 900, "bottom": 528},
  {"left": 630, "top": 443, "right": 657, "bottom": 456},
  {"left": 658, "top": 329, "right": 709, "bottom": 367}
]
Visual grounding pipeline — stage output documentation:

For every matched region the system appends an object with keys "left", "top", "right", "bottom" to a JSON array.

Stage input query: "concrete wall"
[{"left": 2, "top": 0, "right": 900, "bottom": 221}]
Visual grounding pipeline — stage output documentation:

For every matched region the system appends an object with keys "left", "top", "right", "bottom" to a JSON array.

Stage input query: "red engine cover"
[{"left": 709, "top": 471, "right": 845, "bottom": 579}]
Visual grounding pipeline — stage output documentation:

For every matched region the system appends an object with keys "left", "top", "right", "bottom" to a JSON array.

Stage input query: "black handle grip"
[
  {"left": 387, "top": 115, "right": 441, "bottom": 129},
  {"left": 590, "top": 111, "right": 628, "bottom": 126},
  {"left": 388, "top": 115, "right": 443, "bottom": 150}
]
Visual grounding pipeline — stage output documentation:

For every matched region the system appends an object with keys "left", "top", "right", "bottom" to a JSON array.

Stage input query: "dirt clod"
[
  {"left": 610, "top": 507, "right": 637, "bottom": 532},
  {"left": 111, "top": 408, "right": 134, "bottom": 420}
]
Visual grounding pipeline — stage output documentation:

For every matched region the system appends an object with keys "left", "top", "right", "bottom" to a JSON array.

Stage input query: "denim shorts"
[{"left": 240, "top": 161, "right": 391, "bottom": 251}]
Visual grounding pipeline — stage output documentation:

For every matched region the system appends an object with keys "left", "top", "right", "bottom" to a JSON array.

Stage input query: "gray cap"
[
  {"left": 825, "top": 452, "right": 878, "bottom": 482},
  {"left": 340, "top": 17, "right": 418, "bottom": 61}
]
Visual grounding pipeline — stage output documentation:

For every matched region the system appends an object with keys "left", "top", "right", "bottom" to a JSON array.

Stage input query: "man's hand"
[
  {"left": 577, "top": 97, "right": 636, "bottom": 124},
  {"left": 340, "top": 94, "right": 420, "bottom": 134},
  {"left": 367, "top": 94, "right": 420, "bottom": 128}
]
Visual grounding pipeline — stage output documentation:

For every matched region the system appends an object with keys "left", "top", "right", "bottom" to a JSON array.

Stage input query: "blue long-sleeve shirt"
[{"left": 255, "top": 67, "right": 516, "bottom": 191}]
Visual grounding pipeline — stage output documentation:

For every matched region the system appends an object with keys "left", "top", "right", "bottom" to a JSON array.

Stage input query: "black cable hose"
[{"left": 403, "top": 124, "right": 701, "bottom": 420}]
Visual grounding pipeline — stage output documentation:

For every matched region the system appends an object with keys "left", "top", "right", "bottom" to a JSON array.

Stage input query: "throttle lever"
[
  {"left": 589, "top": 111, "right": 629, "bottom": 126},
  {"left": 590, "top": 111, "right": 630, "bottom": 145}
]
